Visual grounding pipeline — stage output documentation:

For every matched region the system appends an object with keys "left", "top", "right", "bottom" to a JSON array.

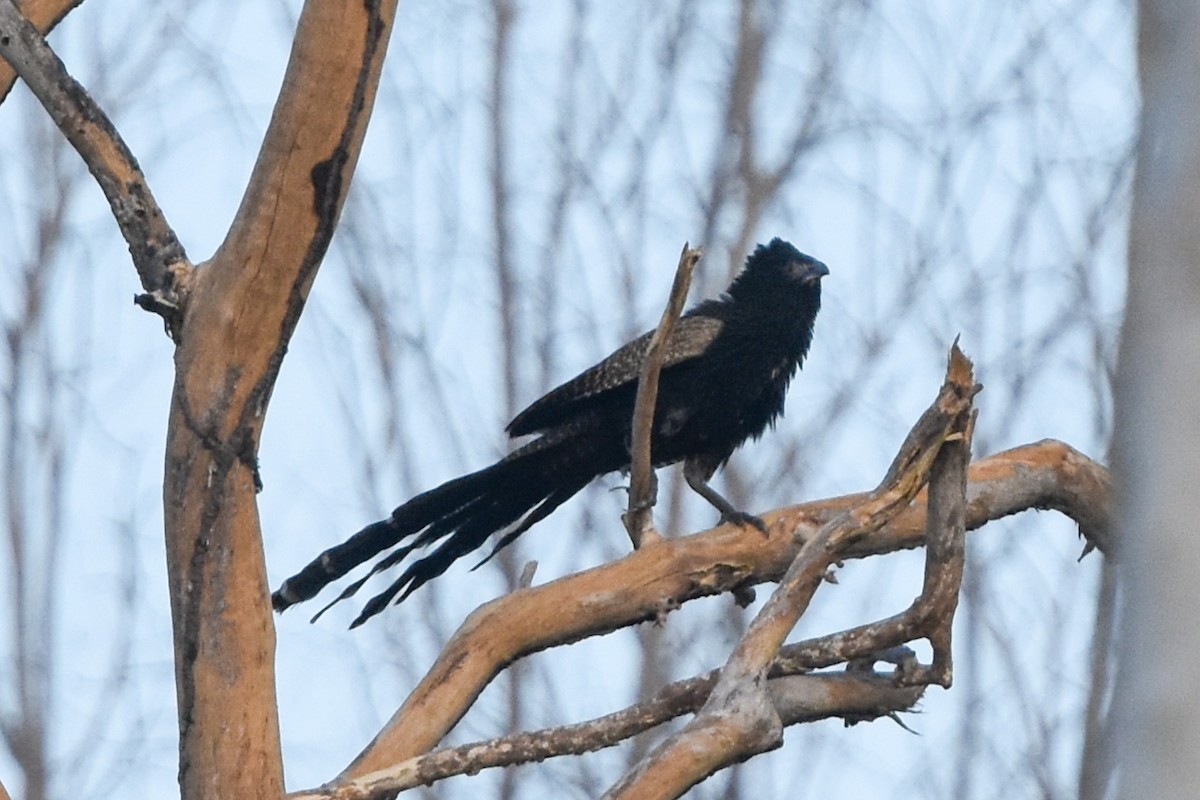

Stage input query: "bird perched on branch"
[{"left": 273, "top": 238, "right": 828, "bottom": 626}]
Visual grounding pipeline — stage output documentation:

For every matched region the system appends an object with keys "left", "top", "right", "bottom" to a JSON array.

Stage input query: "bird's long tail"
[{"left": 272, "top": 433, "right": 600, "bottom": 627}]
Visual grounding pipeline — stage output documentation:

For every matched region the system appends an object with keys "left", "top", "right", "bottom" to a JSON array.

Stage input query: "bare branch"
[
  {"left": 339, "top": 438, "right": 1103, "bottom": 781},
  {"left": 0, "top": 0, "right": 190, "bottom": 332},
  {"left": 296, "top": 670, "right": 919, "bottom": 800},
  {"left": 913, "top": 406, "right": 973, "bottom": 688},
  {"left": 0, "top": 0, "right": 84, "bottom": 105},
  {"left": 605, "top": 344, "right": 978, "bottom": 799},
  {"left": 785, "top": 399, "right": 976, "bottom": 691},
  {"left": 623, "top": 243, "right": 702, "bottom": 547}
]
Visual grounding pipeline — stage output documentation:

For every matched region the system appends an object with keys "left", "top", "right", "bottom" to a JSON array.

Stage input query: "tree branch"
[
  {"left": 623, "top": 243, "right": 702, "bottom": 547},
  {"left": 339, "top": 440, "right": 1104, "bottom": 782},
  {"left": 910, "top": 405, "right": 973, "bottom": 687},
  {"left": 0, "top": 0, "right": 189, "bottom": 333},
  {"left": 0, "top": 0, "right": 84, "bottom": 105},
  {"left": 295, "top": 669, "right": 920, "bottom": 800},
  {"left": 604, "top": 343, "right": 977, "bottom": 799}
]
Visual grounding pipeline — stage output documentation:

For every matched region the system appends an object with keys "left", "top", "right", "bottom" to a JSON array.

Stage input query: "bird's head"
[{"left": 729, "top": 238, "right": 829, "bottom": 299}]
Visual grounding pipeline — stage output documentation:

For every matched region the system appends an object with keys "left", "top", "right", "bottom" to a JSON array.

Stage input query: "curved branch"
[
  {"left": 295, "top": 671, "right": 920, "bottom": 800},
  {"left": 340, "top": 437, "right": 1109, "bottom": 780},
  {"left": 0, "top": 0, "right": 189, "bottom": 329}
]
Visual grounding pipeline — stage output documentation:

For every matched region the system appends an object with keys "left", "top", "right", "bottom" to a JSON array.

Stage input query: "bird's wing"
[{"left": 506, "top": 312, "right": 725, "bottom": 437}]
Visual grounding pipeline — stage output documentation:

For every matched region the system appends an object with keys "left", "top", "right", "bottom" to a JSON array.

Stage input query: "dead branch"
[
  {"left": 340, "top": 439, "right": 1106, "bottom": 781},
  {"left": 604, "top": 344, "right": 977, "bottom": 799},
  {"left": 772, "top": 406, "right": 977, "bottom": 687},
  {"left": 0, "top": 0, "right": 84, "bottom": 104},
  {"left": 293, "top": 669, "right": 920, "bottom": 800},
  {"left": 909, "top": 406, "right": 973, "bottom": 687},
  {"left": 302, "top": 641, "right": 925, "bottom": 799},
  {"left": 623, "top": 243, "right": 702, "bottom": 547},
  {"left": 772, "top": 429, "right": 978, "bottom": 677},
  {"left": 0, "top": 0, "right": 190, "bottom": 331},
  {"left": 339, "top": 425, "right": 1103, "bottom": 783}
]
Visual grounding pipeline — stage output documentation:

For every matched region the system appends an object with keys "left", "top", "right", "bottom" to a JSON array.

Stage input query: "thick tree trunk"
[
  {"left": 160, "top": 2, "right": 397, "bottom": 797},
  {"left": 1113, "top": 1, "right": 1200, "bottom": 796}
]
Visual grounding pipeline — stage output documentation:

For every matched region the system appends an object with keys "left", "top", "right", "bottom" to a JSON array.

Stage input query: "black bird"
[{"left": 273, "top": 238, "right": 828, "bottom": 626}]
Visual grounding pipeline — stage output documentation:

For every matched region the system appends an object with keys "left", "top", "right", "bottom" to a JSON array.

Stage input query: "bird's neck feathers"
[
  {"left": 725, "top": 263, "right": 821, "bottom": 304},
  {"left": 723, "top": 271, "right": 822, "bottom": 333},
  {"left": 688, "top": 283, "right": 818, "bottom": 367}
]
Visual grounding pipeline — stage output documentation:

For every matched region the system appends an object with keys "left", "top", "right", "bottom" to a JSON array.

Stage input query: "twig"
[
  {"left": 623, "top": 243, "right": 702, "bottom": 548},
  {"left": 0, "top": 0, "right": 191, "bottom": 334}
]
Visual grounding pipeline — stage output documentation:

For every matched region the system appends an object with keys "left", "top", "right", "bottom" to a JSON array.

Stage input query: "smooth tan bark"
[{"left": 162, "top": 2, "right": 397, "bottom": 798}]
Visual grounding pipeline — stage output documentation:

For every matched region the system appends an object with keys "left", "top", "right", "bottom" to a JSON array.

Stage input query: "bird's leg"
[{"left": 683, "top": 457, "right": 769, "bottom": 534}]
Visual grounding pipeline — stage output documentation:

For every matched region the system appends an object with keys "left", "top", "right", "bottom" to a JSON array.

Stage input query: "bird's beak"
[{"left": 800, "top": 260, "right": 829, "bottom": 285}]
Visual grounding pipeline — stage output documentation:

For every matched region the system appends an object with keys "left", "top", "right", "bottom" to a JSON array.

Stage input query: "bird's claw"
[{"left": 721, "top": 510, "right": 769, "bottom": 535}]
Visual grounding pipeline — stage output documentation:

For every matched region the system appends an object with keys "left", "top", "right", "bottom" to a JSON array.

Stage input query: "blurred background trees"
[{"left": 0, "top": 0, "right": 1132, "bottom": 797}]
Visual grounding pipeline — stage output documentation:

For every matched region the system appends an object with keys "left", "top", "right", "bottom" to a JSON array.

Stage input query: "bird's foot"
[
  {"left": 732, "top": 584, "right": 757, "bottom": 607},
  {"left": 720, "top": 510, "right": 769, "bottom": 535}
]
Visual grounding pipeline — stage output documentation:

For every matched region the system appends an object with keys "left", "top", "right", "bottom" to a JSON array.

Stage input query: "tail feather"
[
  {"left": 271, "top": 471, "right": 492, "bottom": 612},
  {"left": 472, "top": 481, "right": 589, "bottom": 569},
  {"left": 308, "top": 536, "right": 422, "bottom": 622},
  {"left": 273, "top": 433, "right": 610, "bottom": 625},
  {"left": 348, "top": 476, "right": 592, "bottom": 627}
]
